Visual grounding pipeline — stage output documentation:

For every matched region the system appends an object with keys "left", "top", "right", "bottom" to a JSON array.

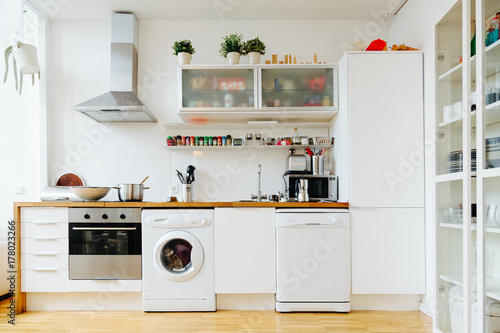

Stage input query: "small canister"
[
  {"left": 208, "top": 136, "right": 213, "bottom": 146},
  {"left": 181, "top": 136, "right": 186, "bottom": 146},
  {"left": 227, "top": 135, "right": 232, "bottom": 146},
  {"left": 213, "top": 137, "right": 218, "bottom": 146},
  {"left": 204, "top": 136, "right": 209, "bottom": 146},
  {"left": 176, "top": 135, "right": 182, "bottom": 146},
  {"left": 172, "top": 136, "right": 177, "bottom": 146},
  {"left": 224, "top": 93, "right": 234, "bottom": 107},
  {"left": 222, "top": 136, "right": 227, "bottom": 146},
  {"left": 185, "top": 136, "right": 190, "bottom": 146},
  {"left": 218, "top": 136, "right": 222, "bottom": 146},
  {"left": 195, "top": 136, "right": 199, "bottom": 146},
  {"left": 166, "top": 136, "right": 173, "bottom": 146},
  {"left": 190, "top": 136, "right": 195, "bottom": 146}
]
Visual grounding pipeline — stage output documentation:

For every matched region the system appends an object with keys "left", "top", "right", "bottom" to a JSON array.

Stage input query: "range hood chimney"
[{"left": 74, "top": 13, "right": 157, "bottom": 122}]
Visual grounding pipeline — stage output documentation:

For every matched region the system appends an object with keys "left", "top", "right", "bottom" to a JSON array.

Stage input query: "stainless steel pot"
[{"left": 114, "top": 184, "right": 149, "bottom": 202}]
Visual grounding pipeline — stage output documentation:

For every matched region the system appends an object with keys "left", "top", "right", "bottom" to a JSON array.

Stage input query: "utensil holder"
[
  {"left": 311, "top": 156, "right": 325, "bottom": 175},
  {"left": 182, "top": 184, "right": 192, "bottom": 202}
]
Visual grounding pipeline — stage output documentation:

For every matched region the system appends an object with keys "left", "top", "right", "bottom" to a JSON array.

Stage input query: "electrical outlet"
[{"left": 170, "top": 185, "right": 179, "bottom": 194}]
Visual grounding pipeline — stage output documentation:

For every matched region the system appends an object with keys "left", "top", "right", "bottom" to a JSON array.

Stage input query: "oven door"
[{"left": 69, "top": 223, "right": 142, "bottom": 280}]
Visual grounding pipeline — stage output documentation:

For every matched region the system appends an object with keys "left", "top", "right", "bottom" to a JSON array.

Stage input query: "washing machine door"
[{"left": 153, "top": 230, "right": 204, "bottom": 282}]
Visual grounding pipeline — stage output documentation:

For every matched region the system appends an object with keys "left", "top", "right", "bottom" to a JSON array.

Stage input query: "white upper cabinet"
[
  {"left": 178, "top": 64, "right": 338, "bottom": 123},
  {"left": 337, "top": 52, "right": 425, "bottom": 208}
]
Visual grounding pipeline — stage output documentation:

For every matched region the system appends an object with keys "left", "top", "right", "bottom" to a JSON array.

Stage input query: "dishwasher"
[{"left": 275, "top": 208, "right": 350, "bottom": 312}]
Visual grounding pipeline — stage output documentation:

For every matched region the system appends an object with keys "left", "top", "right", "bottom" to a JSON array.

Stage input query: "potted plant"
[
  {"left": 243, "top": 37, "right": 266, "bottom": 64},
  {"left": 172, "top": 39, "right": 195, "bottom": 65},
  {"left": 4, "top": 40, "right": 40, "bottom": 95},
  {"left": 219, "top": 33, "right": 244, "bottom": 64}
]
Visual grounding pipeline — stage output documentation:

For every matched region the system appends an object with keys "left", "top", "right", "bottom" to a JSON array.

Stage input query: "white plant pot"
[
  {"left": 248, "top": 52, "right": 261, "bottom": 64},
  {"left": 227, "top": 52, "right": 241, "bottom": 65},
  {"left": 178, "top": 52, "right": 191, "bottom": 65},
  {"left": 14, "top": 43, "right": 40, "bottom": 74}
]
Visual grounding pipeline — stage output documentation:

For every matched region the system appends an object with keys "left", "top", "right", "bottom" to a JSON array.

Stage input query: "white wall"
[
  {"left": 390, "top": 0, "right": 459, "bottom": 315},
  {"left": 48, "top": 19, "right": 389, "bottom": 202},
  {"left": 0, "top": 0, "right": 40, "bottom": 295}
]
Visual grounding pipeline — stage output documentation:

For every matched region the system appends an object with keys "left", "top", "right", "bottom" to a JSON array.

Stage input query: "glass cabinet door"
[
  {"left": 477, "top": 0, "right": 500, "bottom": 332},
  {"left": 259, "top": 65, "right": 337, "bottom": 111},
  {"left": 436, "top": 0, "right": 478, "bottom": 332},
  {"left": 180, "top": 66, "right": 257, "bottom": 111},
  {"left": 436, "top": 2, "right": 465, "bottom": 177}
]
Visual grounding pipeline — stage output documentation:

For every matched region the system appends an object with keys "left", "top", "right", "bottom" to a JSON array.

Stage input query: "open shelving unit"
[{"left": 435, "top": 1, "right": 500, "bottom": 332}]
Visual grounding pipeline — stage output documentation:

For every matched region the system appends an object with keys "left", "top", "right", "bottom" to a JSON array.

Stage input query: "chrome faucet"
[{"left": 251, "top": 164, "right": 267, "bottom": 202}]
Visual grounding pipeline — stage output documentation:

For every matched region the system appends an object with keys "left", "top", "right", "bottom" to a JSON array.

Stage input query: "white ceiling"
[{"left": 25, "top": 0, "right": 400, "bottom": 21}]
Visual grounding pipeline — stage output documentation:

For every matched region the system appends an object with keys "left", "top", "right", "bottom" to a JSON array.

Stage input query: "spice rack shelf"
[{"left": 165, "top": 144, "right": 334, "bottom": 151}]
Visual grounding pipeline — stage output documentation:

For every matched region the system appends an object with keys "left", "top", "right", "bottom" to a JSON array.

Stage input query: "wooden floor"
[{"left": 0, "top": 298, "right": 433, "bottom": 332}]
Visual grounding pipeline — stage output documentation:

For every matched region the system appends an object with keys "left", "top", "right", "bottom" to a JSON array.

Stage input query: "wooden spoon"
[{"left": 140, "top": 176, "right": 149, "bottom": 185}]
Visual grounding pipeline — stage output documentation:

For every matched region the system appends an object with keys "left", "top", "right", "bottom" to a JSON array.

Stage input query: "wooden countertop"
[{"left": 14, "top": 201, "right": 349, "bottom": 208}]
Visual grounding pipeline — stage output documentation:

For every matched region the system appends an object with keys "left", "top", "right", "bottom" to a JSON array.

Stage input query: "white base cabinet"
[
  {"left": 351, "top": 208, "right": 426, "bottom": 294},
  {"left": 214, "top": 208, "right": 275, "bottom": 294},
  {"left": 21, "top": 207, "right": 69, "bottom": 293}
]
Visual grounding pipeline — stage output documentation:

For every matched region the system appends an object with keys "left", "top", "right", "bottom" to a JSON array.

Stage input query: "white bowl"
[{"left": 70, "top": 187, "right": 110, "bottom": 201}]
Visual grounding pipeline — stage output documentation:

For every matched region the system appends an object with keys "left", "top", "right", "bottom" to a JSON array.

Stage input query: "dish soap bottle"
[{"left": 292, "top": 127, "right": 301, "bottom": 145}]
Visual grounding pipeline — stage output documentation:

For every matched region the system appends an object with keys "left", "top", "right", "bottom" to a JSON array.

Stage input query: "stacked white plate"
[
  {"left": 486, "top": 137, "right": 500, "bottom": 168},
  {"left": 447, "top": 149, "right": 477, "bottom": 173}
]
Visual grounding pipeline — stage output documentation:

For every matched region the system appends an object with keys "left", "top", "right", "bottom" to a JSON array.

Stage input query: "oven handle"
[{"left": 71, "top": 227, "right": 137, "bottom": 231}]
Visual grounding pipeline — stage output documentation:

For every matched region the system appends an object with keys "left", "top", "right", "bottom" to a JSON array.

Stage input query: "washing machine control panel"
[{"left": 145, "top": 215, "right": 212, "bottom": 228}]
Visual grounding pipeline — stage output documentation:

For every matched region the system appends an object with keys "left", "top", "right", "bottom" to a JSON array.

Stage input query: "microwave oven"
[{"left": 285, "top": 174, "right": 338, "bottom": 202}]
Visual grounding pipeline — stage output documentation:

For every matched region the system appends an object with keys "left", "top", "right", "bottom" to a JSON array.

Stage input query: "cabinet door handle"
[
  {"left": 33, "top": 237, "right": 57, "bottom": 240},
  {"left": 72, "top": 227, "right": 137, "bottom": 231},
  {"left": 32, "top": 268, "right": 58, "bottom": 272},
  {"left": 32, "top": 222, "right": 58, "bottom": 225},
  {"left": 33, "top": 253, "right": 58, "bottom": 256}
]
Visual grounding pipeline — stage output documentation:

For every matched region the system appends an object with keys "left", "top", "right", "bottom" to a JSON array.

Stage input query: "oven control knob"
[
  {"left": 120, "top": 214, "right": 126, "bottom": 220},
  {"left": 102, "top": 214, "right": 108, "bottom": 220},
  {"left": 84, "top": 214, "right": 90, "bottom": 219},
  {"left": 201, "top": 218, "right": 209, "bottom": 225}
]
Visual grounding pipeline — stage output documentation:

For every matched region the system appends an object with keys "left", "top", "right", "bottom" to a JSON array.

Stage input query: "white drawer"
[
  {"left": 21, "top": 253, "right": 68, "bottom": 270},
  {"left": 21, "top": 269, "right": 69, "bottom": 292},
  {"left": 69, "top": 280, "right": 142, "bottom": 292},
  {"left": 21, "top": 222, "right": 67, "bottom": 238},
  {"left": 22, "top": 238, "right": 68, "bottom": 254},
  {"left": 21, "top": 207, "right": 68, "bottom": 223}
]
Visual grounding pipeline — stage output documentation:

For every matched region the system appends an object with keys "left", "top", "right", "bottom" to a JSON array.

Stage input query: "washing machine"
[{"left": 142, "top": 209, "right": 215, "bottom": 312}]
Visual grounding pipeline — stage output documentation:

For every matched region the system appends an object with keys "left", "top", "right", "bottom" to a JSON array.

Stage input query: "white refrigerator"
[{"left": 332, "top": 52, "right": 426, "bottom": 294}]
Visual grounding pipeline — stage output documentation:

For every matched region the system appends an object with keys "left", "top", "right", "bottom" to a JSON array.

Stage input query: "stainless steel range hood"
[{"left": 74, "top": 13, "right": 157, "bottom": 122}]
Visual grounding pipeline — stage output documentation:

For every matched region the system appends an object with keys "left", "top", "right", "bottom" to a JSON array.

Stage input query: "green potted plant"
[
  {"left": 243, "top": 37, "right": 266, "bottom": 64},
  {"left": 219, "top": 33, "right": 244, "bottom": 64},
  {"left": 172, "top": 39, "right": 195, "bottom": 65},
  {"left": 4, "top": 40, "right": 40, "bottom": 96}
]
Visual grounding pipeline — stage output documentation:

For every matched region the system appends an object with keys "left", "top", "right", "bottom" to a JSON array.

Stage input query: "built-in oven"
[{"left": 68, "top": 208, "right": 142, "bottom": 280}]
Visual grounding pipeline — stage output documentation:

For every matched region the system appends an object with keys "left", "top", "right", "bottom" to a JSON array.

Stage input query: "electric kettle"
[{"left": 296, "top": 179, "right": 309, "bottom": 202}]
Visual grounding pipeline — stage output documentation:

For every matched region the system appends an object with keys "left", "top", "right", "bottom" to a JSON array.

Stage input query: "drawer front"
[
  {"left": 22, "top": 238, "right": 68, "bottom": 254},
  {"left": 21, "top": 222, "right": 68, "bottom": 238},
  {"left": 69, "top": 280, "right": 142, "bottom": 292},
  {"left": 21, "top": 253, "right": 68, "bottom": 270},
  {"left": 21, "top": 207, "right": 68, "bottom": 223},
  {"left": 21, "top": 269, "right": 69, "bottom": 292}
]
